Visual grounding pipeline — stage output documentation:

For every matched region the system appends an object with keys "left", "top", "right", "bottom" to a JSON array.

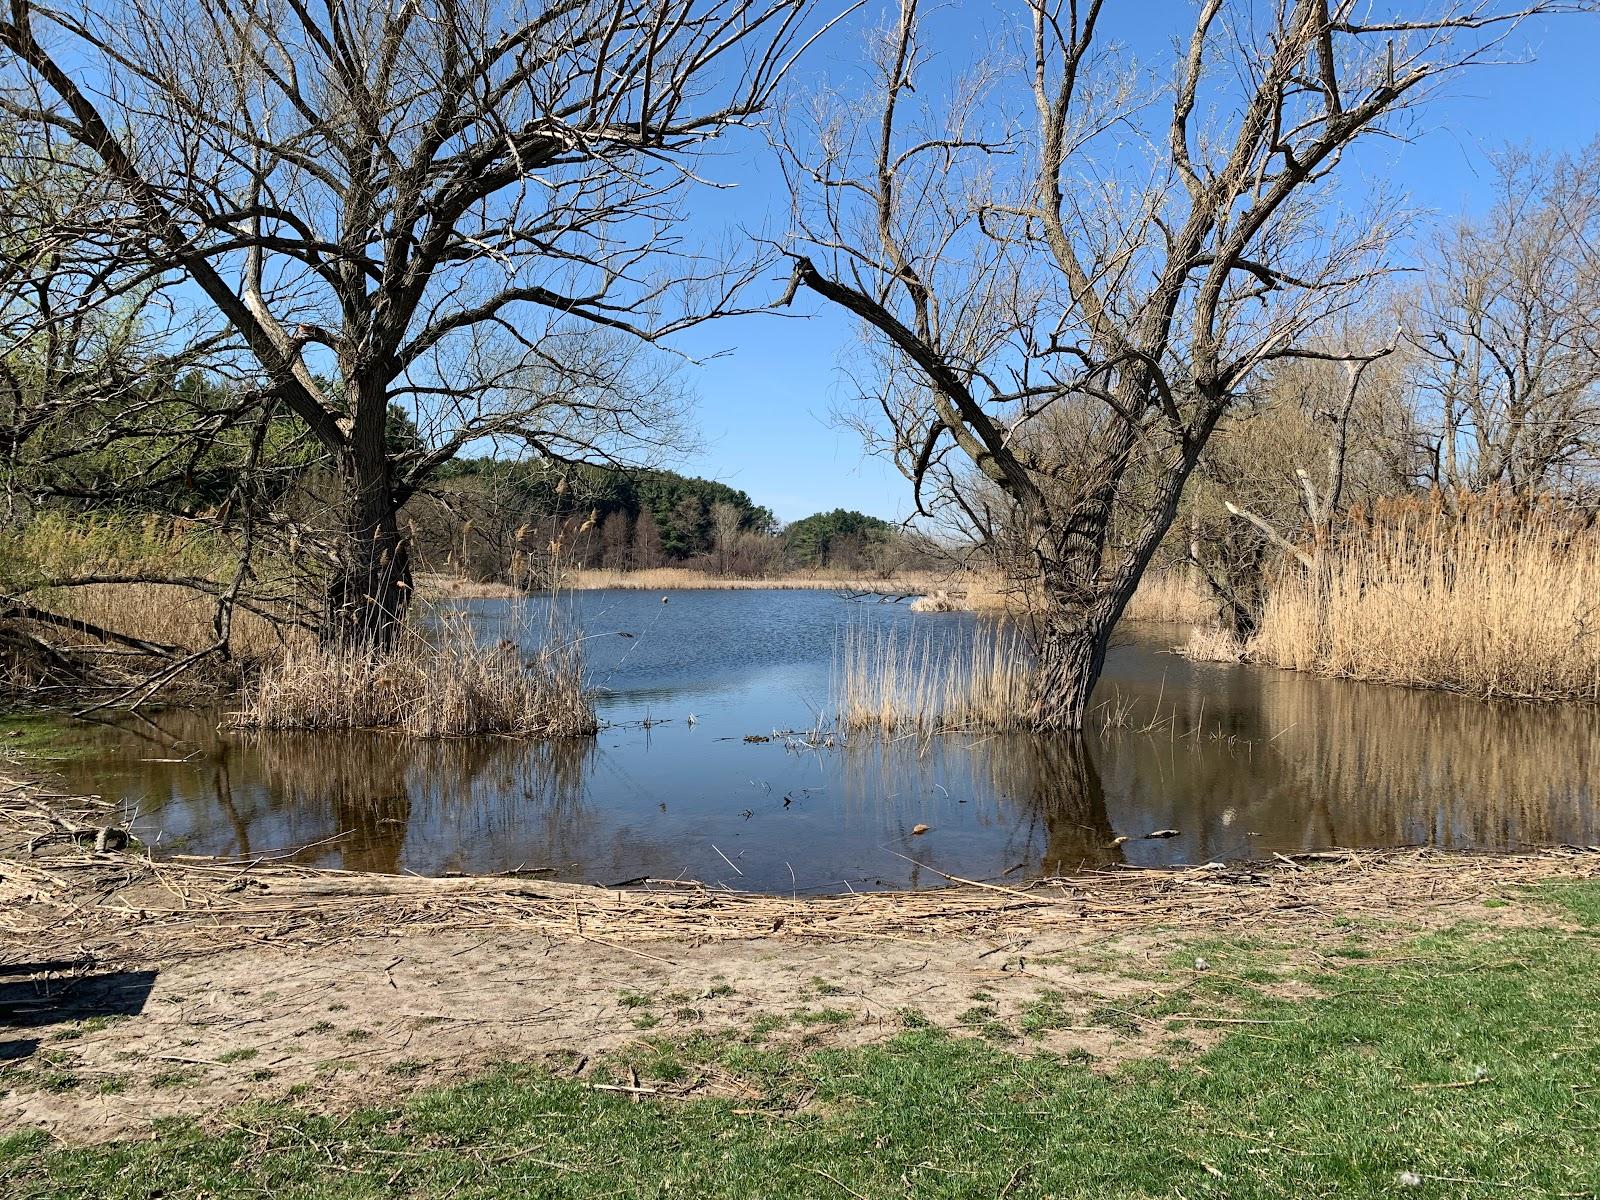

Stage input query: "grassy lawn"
[{"left": 5, "top": 885, "right": 1600, "bottom": 1198}]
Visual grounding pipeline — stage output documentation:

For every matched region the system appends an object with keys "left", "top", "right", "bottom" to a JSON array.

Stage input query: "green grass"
[
  {"left": 1019, "top": 988, "right": 1074, "bottom": 1037},
  {"left": 3, "top": 885, "right": 1600, "bottom": 1198},
  {"left": 148, "top": 1069, "right": 198, "bottom": 1090}
]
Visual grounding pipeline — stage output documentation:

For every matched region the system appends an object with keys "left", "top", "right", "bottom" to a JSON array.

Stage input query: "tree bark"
[
  {"left": 325, "top": 386, "right": 411, "bottom": 651},
  {"left": 1024, "top": 436, "right": 1209, "bottom": 731},
  {"left": 1026, "top": 608, "right": 1113, "bottom": 731}
]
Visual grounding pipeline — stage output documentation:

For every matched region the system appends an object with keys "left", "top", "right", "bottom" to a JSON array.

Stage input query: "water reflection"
[
  {"left": 838, "top": 734, "right": 1123, "bottom": 880},
  {"left": 1094, "top": 639, "right": 1598, "bottom": 864},
  {"left": 88, "top": 711, "right": 597, "bottom": 875},
  {"left": 42, "top": 591, "right": 1599, "bottom": 892}
]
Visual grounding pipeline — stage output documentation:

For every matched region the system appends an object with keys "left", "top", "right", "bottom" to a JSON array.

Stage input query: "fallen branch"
[{"left": 1, "top": 596, "right": 183, "bottom": 657}]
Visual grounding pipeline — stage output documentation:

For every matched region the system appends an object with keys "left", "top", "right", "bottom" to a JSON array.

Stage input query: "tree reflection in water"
[
  {"left": 835, "top": 732, "right": 1123, "bottom": 879},
  {"left": 60, "top": 709, "right": 595, "bottom": 874},
  {"left": 47, "top": 632, "right": 1600, "bottom": 889}
]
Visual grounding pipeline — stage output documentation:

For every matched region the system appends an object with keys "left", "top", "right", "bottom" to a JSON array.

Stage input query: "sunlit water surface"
[{"left": 46, "top": 589, "right": 1600, "bottom": 893}]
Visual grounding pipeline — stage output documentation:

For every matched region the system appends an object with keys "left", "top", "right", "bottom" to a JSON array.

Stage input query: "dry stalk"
[{"left": 7, "top": 778, "right": 1592, "bottom": 964}]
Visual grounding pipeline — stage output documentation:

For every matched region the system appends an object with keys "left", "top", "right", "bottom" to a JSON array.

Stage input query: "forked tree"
[
  {"left": 779, "top": 0, "right": 1572, "bottom": 729},
  {"left": 1, "top": 0, "right": 825, "bottom": 648}
]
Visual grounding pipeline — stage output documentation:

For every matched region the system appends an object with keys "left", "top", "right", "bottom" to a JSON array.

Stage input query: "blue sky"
[{"left": 663, "top": 2, "right": 1600, "bottom": 524}]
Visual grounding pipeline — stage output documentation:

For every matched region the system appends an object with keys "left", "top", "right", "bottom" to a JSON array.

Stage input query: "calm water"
[{"left": 44, "top": 589, "right": 1600, "bottom": 893}]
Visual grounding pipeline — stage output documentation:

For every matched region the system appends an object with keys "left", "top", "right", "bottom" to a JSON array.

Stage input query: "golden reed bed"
[{"left": 1250, "top": 499, "right": 1600, "bottom": 701}]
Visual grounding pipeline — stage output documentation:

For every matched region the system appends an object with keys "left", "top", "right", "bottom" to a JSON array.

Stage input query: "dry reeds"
[
  {"left": 1181, "top": 624, "right": 1247, "bottom": 663},
  {"left": 0, "top": 511, "right": 230, "bottom": 583},
  {"left": 1249, "top": 495, "right": 1600, "bottom": 701},
  {"left": 1123, "top": 568, "right": 1215, "bottom": 625},
  {"left": 413, "top": 573, "right": 523, "bottom": 601},
  {"left": 234, "top": 607, "right": 596, "bottom": 737},
  {"left": 907, "top": 573, "right": 1014, "bottom": 614},
  {"left": 562, "top": 566, "right": 1016, "bottom": 610},
  {"left": 37, "top": 582, "right": 297, "bottom": 665},
  {"left": 836, "top": 621, "right": 1034, "bottom": 733},
  {"left": 0, "top": 513, "right": 300, "bottom": 668}
]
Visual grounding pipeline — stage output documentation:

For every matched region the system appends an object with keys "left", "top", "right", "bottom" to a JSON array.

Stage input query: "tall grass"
[
  {"left": 835, "top": 621, "right": 1034, "bottom": 734},
  {"left": 1182, "top": 624, "right": 1246, "bottom": 664},
  {"left": 905, "top": 572, "right": 1013, "bottom": 615},
  {"left": 564, "top": 566, "right": 1015, "bottom": 613},
  {"left": 1123, "top": 568, "right": 1215, "bottom": 624},
  {"left": 235, "top": 608, "right": 596, "bottom": 738},
  {"left": 31, "top": 582, "right": 297, "bottom": 665},
  {"left": 1249, "top": 499, "right": 1600, "bottom": 701},
  {"left": 0, "top": 511, "right": 235, "bottom": 585},
  {"left": 1, "top": 513, "right": 298, "bottom": 667}
]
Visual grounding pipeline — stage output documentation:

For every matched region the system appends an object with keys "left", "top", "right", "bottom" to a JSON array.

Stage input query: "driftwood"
[
  {"left": 2, "top": 784, "right": 131, "bottom": 855},
  {"left": 0, "top": 596, "right": 183, "bottom": 658},
  {"left": 18, "top": 799, "right": 129, "bottom": 854}
]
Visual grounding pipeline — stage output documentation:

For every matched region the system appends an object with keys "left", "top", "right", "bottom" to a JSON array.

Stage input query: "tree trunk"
[
  {"left": 1025, "top": 609, "right": 1113, "bottom": 731},
  {"left": 326, "top": 483, "right": 410, "bottom": 650},
  {"left": 1022, "top": 438, "right": 1209, "bottom": 731},
  {"left": 325, "top": 390, "right": 410, "bottom": 651}
]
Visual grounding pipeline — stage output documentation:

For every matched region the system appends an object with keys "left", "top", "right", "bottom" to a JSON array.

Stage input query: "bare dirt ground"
[{"left": 3, "top": 773, "right": 1596, "bottom": 1143}]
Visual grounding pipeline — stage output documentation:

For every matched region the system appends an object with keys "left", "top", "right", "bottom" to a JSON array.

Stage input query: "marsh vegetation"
[
  {"left": 235, "top": 610, "right": 596, "bottom": 739},
  {"left": 0, "top": 0, "right": 1594, "bottom": 747},
  {"left": 0, "top": 0, "right": 1596, "bottom": 854},
  {"left": 3, "top": 6, "right": 1600, "bottom": 1193}
]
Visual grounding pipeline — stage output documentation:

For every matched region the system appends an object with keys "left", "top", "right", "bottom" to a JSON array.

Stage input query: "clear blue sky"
[{"left": 663, "top": 2, "right": 1600, "bottom": 525}]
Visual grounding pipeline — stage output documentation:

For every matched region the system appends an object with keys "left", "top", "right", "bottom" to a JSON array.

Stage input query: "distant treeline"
[
  {"left": 3, "top": 381, "right": 913, "bottom": 585},
  {"left": 406, "top": 459, "right": 914, "bottom": 582}
]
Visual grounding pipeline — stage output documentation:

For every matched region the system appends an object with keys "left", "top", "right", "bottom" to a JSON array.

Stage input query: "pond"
[{"left": 38, "top": 588, "right": 1600, "bottom": 893}]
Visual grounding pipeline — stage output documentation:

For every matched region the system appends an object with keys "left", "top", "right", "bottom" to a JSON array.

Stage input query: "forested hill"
[
  {"left": 411, "top": 458, "right": 906, "bottom": 579},
  {"left": 431, "top": 458, "right": 775, "bottom": 560}
]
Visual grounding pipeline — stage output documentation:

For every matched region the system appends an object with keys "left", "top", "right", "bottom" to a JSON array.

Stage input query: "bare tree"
[
  {"left": 779, "top": 0, "right": 1566, "bottom": 729},
  {"left": 600, "top": 510, "right": 633, "bottom": 571},
  {"left": 1, "top": 0, "right": 827, "bottom": 648},
  {"left": 709, "top": 500, "right": 743, "bottom": 574},
  {"left": 632, "top": 507, "right": 664, "bottom": 568},
  {"left": 1220, "top": 326, "right": 1404, "bottom": 584},
  {"left": 0, "top": 128, "right": 302, "bottom": 697},
  {"left": 1407, "top": 142, "right": 1600, "bottom": 499},
  {"left": 0, "top": 130, "right": 232, "bottom": 518}
]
